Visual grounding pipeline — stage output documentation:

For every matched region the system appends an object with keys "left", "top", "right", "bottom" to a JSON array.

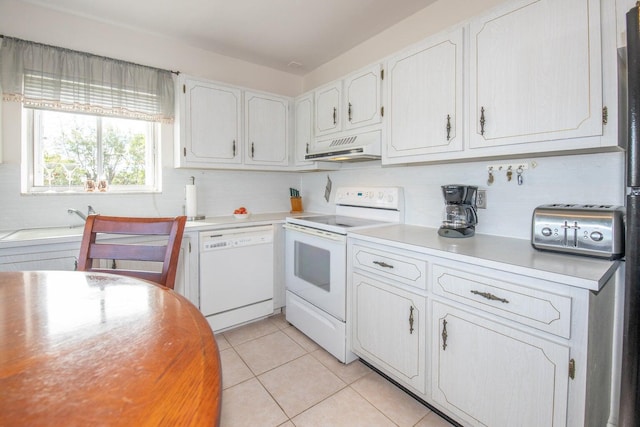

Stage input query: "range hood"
[{"left": 305, "top": 130, "right": 381, "bottom": 162}]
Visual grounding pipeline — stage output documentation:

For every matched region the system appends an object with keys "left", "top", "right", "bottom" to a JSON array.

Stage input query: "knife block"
[{"left": 290, "top": 197, "right": 303, "bottom": 213}]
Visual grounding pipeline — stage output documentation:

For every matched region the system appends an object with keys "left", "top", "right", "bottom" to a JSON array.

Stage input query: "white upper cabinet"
[
  {"left": 343, "top": 64, "right": 383, "bottom": 131},
  {"left": 244, "top": 91, "right": 289, "bottom": 166},
  {"left": 176, "top": 77, "right": 242, "bottom": 167},
  {"left": 294, "top": 92, "right": 314, "bottom": 165},
  {"left": 384, "top": 28, "right": 464, "bottom": 164},
  {"left": 175, "top": 75, "right": 293, "bottom": 170},
  {"left": 314, "top": 81, "right": 343, "bottom": 136},
  {"left": 314, "top": 64, "right": 382, "bottom": 138},
  {"left": 469, "top": 0, "right": 603, "bottom": 149}
]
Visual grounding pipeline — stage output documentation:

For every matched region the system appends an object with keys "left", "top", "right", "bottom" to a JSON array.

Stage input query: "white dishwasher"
[{"left": 200, "top": 225, "right": 274, "bottom": 331}]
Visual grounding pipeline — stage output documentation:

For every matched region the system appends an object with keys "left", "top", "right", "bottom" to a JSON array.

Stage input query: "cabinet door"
[
  {"left": 294, "top": 93, "right": 314, "bottom": 165},
  {"left": 351, "top": 272, "right": 426, "bottom": 393},
  {"left": 314, "top": 81, "right": 342, "bottom": 136},
  {"left": 0, "top": 248, "right": 79, "bottom": 271},
  {"left": 343, "top": 64, "right": 382, "bottom": 131},
  {"left": 384, "top": 29, "right": 463, "bottom": 162},
  {"left": 245, "top": 91, "right": 289, "bottom": 166},
  {"left": 469, "top": 0, "right": 602, "bottom": 148},
  {"left": 183, "top": 79, "right": 242, "bottom": 165},
  {"left": 432, "top": 301, "right": 569, "bottom": 427}
]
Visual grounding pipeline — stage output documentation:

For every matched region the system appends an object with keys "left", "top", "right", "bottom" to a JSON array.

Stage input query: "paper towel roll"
[{"left": 185, "top": 184, "right": 197, "bottom": 218}]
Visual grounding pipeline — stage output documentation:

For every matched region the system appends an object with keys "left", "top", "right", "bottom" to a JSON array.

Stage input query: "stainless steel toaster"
[{"left": 531, "top": 204, "right": 625, "bottom": 259}]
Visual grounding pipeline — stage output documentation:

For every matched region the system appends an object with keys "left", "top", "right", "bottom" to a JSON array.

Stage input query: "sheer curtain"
[{"left": 0, "top": 36, "right": 175, "bottom": 123}]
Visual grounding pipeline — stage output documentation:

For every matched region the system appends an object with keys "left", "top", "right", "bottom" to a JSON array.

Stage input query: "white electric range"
[{"left": 283, "top": 187, "right": 404, "bottom": 363}]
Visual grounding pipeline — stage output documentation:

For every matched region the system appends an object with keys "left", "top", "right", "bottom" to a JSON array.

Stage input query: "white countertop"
[
  {"left": 348, "top": 224, "right": 620, "bottom": 291},
  {"left": 0, "top": 211, "right": 318, "bottom": 248}
]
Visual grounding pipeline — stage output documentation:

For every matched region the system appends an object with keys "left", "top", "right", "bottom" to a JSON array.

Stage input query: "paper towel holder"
[{"left": 185, "top": 176, "right": 205, "bottom": 221}]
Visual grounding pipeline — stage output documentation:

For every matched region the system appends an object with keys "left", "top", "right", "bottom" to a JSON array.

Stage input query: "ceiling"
[{"left": 18, "top": 0, "right": 438, "bottom": 75}]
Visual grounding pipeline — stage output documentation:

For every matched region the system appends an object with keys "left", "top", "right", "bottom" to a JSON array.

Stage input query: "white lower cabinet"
[
  {"left": 348, "top": 236, "right": 617, "bottom": 427},
  {"left": 0, "top": 234, "right": 198, "bottom": 308},
  {"left": 351, "top": 272, "right": 426, "bottom": 394},
  {"left": 431, "top": 301, "right": 569, "bottom": 427},
  {"left": 0, "top": 242, "right": 80, "bottom": 271}
]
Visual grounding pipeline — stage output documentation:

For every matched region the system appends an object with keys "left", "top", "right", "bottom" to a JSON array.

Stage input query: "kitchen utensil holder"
[{"left": 290, "top": 197, "right": 303, "bottom": 213}]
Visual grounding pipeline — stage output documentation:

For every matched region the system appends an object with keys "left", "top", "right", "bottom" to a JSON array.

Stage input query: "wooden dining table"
[{"left": 0, "top": 270, "right": 221, "bottom": 426}]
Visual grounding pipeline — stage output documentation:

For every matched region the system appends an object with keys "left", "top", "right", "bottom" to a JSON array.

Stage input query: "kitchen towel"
[{"left": 185, "top": 183, "right": 197, "bottom": 218}]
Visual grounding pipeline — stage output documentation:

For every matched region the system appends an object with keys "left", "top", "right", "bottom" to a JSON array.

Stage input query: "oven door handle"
[{"left": 283, "top": 223, "right": 347, "bottom": 242}]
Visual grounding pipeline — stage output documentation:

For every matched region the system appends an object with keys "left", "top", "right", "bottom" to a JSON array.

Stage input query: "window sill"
[{"left": 25, "top": 189, "right": 161, "bottom": 195}]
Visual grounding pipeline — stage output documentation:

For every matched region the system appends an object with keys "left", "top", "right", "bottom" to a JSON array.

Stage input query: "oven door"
[{"left": 284, "top": 223, "right": 347, "bottom": 321}]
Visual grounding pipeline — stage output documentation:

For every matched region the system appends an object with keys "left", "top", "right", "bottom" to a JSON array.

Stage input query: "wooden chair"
[{"left": 77, "top": 215, "right": 187, "bottom": 289}]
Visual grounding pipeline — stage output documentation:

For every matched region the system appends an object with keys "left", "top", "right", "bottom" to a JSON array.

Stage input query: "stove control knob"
[
  {"left": 590, "top": 231, "right": 604, "bottom": 242},
  {"left": 541, "top": 227, "right": 553, "bottom": 237}
]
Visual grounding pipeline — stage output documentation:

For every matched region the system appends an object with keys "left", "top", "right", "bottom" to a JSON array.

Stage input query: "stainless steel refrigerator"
[{"left": 621, "top": 5, "right": 640, "bottom": 426}]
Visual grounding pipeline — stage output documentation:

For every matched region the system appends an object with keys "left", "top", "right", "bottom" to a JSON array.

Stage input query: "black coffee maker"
[{"left": 438, "top": 185, "right": 478, "bottom": 238}]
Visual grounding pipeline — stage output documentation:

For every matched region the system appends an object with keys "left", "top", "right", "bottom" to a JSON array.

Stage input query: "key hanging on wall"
[
  {"left": 487, "top": 167, "right": 494, "bottom": 185},
  {"left": 516, "top": 166, "right": 524, "bottom": 185}
]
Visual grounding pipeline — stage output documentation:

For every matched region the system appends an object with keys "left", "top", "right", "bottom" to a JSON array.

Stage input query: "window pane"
[
  {"left": 37, "top": 110, "right": 97, "bottom": 188},
  {"left": 31, "top": 109, "right": 157, "bottom": 192},
  {"left": 102, "top": 117, "right": 151, "bottom": 186}
]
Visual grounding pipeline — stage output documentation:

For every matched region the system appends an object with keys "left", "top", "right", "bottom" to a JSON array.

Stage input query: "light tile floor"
[{"left": 217, "top": 313, "right": 456, "bottom": 427}]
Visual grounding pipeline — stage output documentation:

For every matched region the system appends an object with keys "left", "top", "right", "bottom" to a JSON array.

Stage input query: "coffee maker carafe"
[{"left": 438, "top": 185, "right": 478, "bottom": 238}]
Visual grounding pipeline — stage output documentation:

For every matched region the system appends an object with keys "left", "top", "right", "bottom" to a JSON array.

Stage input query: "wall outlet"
[{"left": 477, "top": 190, "right": 487, "bottom": 209}]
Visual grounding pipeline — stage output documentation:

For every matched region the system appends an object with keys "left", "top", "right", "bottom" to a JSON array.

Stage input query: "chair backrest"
[{"left": 77, "top": 215, "right": 187, "bottom": 289}]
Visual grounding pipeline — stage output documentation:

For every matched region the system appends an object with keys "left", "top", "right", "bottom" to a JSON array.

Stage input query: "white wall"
[
  {"left": 302, "top": 0, "right": 506, "bottom": 91},
  {"left": 0, "top": 0, "right": 629, "bottom": 239},
  {"left": 0, "top": 0, "right": 302, "bottom": 96},
  {"left": 298, "top": 0, "right": 627, "bottom": 240},
  {"left": 300, "top": 151, "right": 626, "bottom": 240},
  {"left": 0, "top": 0, "right": 302, "bottom": 230}
]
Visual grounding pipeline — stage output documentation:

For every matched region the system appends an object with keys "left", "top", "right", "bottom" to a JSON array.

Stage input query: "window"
[
  {"left": 29, "top": 109, "right": 159, "bottom": 193},
  {"left": 0, "top": 36, "right": 174, "bottom": 194}
]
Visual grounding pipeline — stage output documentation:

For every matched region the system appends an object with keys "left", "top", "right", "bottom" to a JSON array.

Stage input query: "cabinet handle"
[
  {"left": 333, "top": 107, "right": 337, "bottom": 125},
  {"left": 372, "top": 260, "right": 394, "bottom": 269},
  {"left": 446, "top": 114, "right": 451, "bottom": 141},
  {"left": 569, "top": 359, "right": 576, "bottom": 380},
  {"left": 348, "top": 103, "right": 353, "bottom": 122},
  {"left": 74, "top": 259, "right": 78, "bottom": 271},
  {"left": 306, "top": 143, "right": 309, "bottom": 154},
  {"left": 442, "top": 319, "right": 448, "bottom": 351},
  {"left": 111, "top": 259, "right": 117, "bottom": 269},
  {"left": 251, "top": 142, "right": 255, "bottom": 158},
  {"left": 480, "top": 106, "right": 486, "bottom": 136},
  {"left": 232, "top": 140, "right": 236, "bottom": 157},
  {"left": 470, "top": 290, "right": 509, "bottom": 304},
  {"left": 409, "top": 306, "right": 414, "bottom": 334}
]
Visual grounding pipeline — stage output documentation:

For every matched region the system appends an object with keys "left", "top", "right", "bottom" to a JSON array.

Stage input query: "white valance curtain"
[{"left": 0, "top": 36, "right": 175, "bottom": 123}]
